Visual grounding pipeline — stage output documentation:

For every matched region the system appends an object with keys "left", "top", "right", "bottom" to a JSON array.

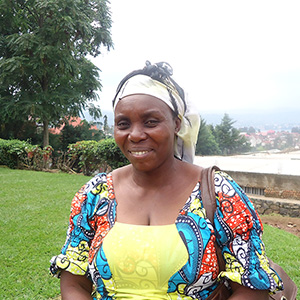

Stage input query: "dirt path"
[{"left": 260, "top": 215, "right": 300, "bottom": 238}]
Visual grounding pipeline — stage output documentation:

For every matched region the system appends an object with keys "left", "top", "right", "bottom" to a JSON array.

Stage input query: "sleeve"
[
  {"left": 49, "top": 173, "right": 107, "bottom": 278},
  {"left": 213, "top": 171, "right": 283, "bottom": 293}
]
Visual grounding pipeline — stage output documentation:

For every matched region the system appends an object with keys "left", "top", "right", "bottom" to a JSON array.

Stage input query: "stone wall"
[{"left": 251, "top": 196, "right": 300, "bottom": 218}]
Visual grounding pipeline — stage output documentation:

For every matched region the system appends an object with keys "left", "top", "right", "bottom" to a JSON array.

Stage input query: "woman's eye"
[
  {"left": 145, "top": 120, "right": 159, "bottom": 127},
  {"left": 117, "top": 121, "right": 130, "bottom": 129}
]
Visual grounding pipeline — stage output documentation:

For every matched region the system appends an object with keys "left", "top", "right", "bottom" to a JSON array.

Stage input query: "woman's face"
[{"left": 114, "top": 94, "right": 181, "bottom": 172}]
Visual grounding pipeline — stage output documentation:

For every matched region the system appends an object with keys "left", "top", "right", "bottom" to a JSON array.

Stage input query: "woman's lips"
[{"left": 129, "top": 150, "right": 150, "bottom": 156}]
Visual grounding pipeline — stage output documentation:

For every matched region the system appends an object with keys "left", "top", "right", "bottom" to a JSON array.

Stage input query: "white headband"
[{"left": 113, "top": 74, "right": 200, "bottom": 163}]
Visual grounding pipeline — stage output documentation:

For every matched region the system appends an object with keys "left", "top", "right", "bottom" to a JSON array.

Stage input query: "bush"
[
  {"left": 67, "top": 139, "right": 129, "bottom": 176},
  {"left": 95, "top": 138, "right": 129, "bottom": 170},
  {"left": 25, "top": 144, "right": 54, "bottom": 170},
  {"left": 0, "top": 139, "right": 30, "bottom": 168},
  {"left": 0, "top": 139, "right": 54, "bottom": 170},
  {"left": 0, "top": 138, "right": 129, "bottom": 175},
  {"left": 67, "top": 140, "right": 102, "bottom": 175}
]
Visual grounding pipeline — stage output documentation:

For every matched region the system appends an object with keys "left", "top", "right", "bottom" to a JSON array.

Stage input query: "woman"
[{"left": 50, "top": 61, "right": 283, "bottom": 300}]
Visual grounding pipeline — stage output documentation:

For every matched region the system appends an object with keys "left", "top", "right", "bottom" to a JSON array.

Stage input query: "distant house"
[{"left": 49, "top": 117, "right": 98, "bottom": 135}]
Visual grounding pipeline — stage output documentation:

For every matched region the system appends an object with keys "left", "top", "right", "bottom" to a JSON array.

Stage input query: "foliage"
[
  {"left": 95, "top": 138, "right": 129, "bottom": 170},
  {"left": 67, "top": 138, "right": 129, "bottom": 175},
  {"left": 0, "top": 139, "right": 30, "bottom": 168},
  {"left": 239, "top": 126, "right": 257, "bottom": 134},
  {"left": 24, "top": 144, "right": 54, "bottom": 170},
  {"left": 0, "top": 168, "right": 299, "bottom": 299},
  {"left": 68, "top": 140, "right": 102, "bottom": 175},
  {"left": 0, "top": 116, "right": 107, "bottom": 153},
  {"left": 49, "top": 132, "right": 62, "bottom": 152},
  {"left": 0, "top": 137, "right": 129, "bottom": 175},
  {"left": 0, "top": 119, "right": 40, "bottom": 143},
  {"left": 196, "top": 118, "right": 220, "bottom": 155},
  {"left": 195, "top": 114, "right": 250, "bottom": 156},
  {"left": 59, "top": 119, "right": 105, "bottom": 151},
  {"left": 0, "top": 0, "right": 113, "bottom": 146},
  {"left": 0, "top": 138, "right": 54, "bottom": 170},
  {"left": 214, "top": 113, "right": 251, "bottom": 155},
  {"left": 291, "top": 127, "right": 300, "bottom": 133}
]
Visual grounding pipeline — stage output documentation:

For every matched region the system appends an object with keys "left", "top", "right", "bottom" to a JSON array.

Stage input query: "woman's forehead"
[
  {"left": 116, "top": 94, "right": 172, "bottom": 109},
  {"left": 114, "top": 94, "right": 175, "bottom": 117}
]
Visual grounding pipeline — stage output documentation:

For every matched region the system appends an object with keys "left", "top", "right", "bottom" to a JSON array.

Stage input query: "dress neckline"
[
  {"left": 114, "top": 221, "right": 177, "bottom": 228},
  {"left": 106, "top": 172, "right": 201, "bottom": 226}
]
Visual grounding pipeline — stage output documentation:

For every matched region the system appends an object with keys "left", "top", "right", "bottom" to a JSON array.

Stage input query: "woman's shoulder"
[
  {"left": 213, "top": 169, "right": 240, "bottom": 194},
  {"left": 82, "top": 172, "right": 110, "bottom": 195},
  {"left": 180, "top": 161, "right": 203, "bottom": 177},
  {"left": 110, "top": 164, "right": 131, "bottom": 185}
]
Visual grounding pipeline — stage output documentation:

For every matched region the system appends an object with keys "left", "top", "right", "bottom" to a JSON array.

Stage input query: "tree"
[
  {"left": 239, "top": 126, "right": 256, "bottom": 134},
  {"left": 196, "top": 118, "right": 220, "bottom": 155},
  {"left": 103, "top": 114, "right": 109, "bottom": 133},
  {"left": 59, "top": 119, "right": 105, "bottom": 151},
  {"left": 215, "top": 113, "right": 251, "bottom": 155},
  {"left": 286, "top": 134, "right": 294, "bottom": 148},
  {"left": 292, "top": 127, "right": 300, "bottom": 133},
  {"left": 0, "top": 118, "right": 39, "bottom": 142},
  {"left": 0, "top": 0, "right": 113, "bottom": 146}
]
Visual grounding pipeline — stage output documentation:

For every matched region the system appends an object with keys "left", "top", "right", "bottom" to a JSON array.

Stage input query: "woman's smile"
[{"left": 129, "top": 150, "right": 151, "bottom": 156}]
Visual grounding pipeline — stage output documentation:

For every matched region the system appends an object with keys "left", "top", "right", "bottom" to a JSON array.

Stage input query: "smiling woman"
[
  {"left": 50, "top": 62, "right": 283, "bottom": 300},
  {"left": 114, "top": 94, "right": 180, "bottom": 173}
]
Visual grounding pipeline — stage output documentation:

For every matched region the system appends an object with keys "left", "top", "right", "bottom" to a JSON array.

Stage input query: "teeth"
[{"left": 131, "top": 151, "right": 148, "bottom": 155}]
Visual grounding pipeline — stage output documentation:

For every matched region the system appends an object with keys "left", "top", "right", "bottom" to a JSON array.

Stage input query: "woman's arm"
[
  {"left": 229, "top": 282, "right": 269, "bottom": 300},
  {"left": 213, "top": 171, "right": 283, "bottom": 294},
  {"left": 60, "top": 270, "right": 93, "bottom": 300}
]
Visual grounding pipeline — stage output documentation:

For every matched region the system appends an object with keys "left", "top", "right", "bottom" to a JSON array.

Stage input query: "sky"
[{"left": 92, "top": 0, "right": 300, "bottom": 115}]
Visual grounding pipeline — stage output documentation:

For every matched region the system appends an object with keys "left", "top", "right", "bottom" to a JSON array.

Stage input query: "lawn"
[
  {"left": 0, "top": 167, "right": 91, "bottom": 299},
  {"left": 0, "top": 167, "right": 299, "bottom": 299}
]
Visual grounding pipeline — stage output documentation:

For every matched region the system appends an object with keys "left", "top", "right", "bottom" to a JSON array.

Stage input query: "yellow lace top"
[{"left": 102, "top": 222, "right": 189, "bottom": 299}]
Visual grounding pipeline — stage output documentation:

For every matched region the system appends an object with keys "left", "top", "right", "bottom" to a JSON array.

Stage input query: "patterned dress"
[{"left": 50, "top": 170, "right": 283, "bottom": 299}]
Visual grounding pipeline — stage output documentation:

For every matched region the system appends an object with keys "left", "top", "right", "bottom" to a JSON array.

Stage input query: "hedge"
[
  {"left": 0, "top": 139, "right": 31, "bottom": 169},
  {"left": 67, "top": 138, "right": 129, "bottom": 175},
  {"left": 0, "top": 139, "right": 53, "bottom": 170},
  {"left": 0, "top": 138, "right": 129, "bottom": 175}
]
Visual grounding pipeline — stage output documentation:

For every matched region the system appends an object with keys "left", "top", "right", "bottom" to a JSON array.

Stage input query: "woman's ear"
[{"left": 175, "top": 117, "right": 181, "bottom": 134}]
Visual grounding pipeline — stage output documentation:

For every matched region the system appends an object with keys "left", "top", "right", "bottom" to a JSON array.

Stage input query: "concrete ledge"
[{"left": 225, "top": 170, "right": 300, "bottom": 192}]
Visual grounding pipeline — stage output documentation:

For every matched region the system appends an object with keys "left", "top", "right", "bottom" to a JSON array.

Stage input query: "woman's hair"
[{"left": 112, "top": 61, "right": 187, "bottom": 117}]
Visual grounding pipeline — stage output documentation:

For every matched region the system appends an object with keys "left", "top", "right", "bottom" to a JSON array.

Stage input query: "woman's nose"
[{"left": 128, "top": 124, "right": 147, "bottom": 142}]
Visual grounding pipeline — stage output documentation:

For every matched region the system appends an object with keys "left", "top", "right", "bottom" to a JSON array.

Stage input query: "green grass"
[
  {"left": 262, "top": 224, "right": 300, "bottom": 295},
  {"left": 0, "top": 167, "right": 91, "bottom": 300},
  {"left": 0, "top": 167, "right": 299, "bottom": 299}
]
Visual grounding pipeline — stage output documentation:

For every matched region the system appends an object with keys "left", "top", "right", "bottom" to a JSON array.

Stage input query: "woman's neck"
[{"left": 128, "top": 158, "right": 185, "bottom": 189}]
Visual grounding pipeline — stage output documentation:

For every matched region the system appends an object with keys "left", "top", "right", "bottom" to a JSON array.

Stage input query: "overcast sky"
[{"left": 92, "top": 0, "right": 300, "bottom": 114}]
